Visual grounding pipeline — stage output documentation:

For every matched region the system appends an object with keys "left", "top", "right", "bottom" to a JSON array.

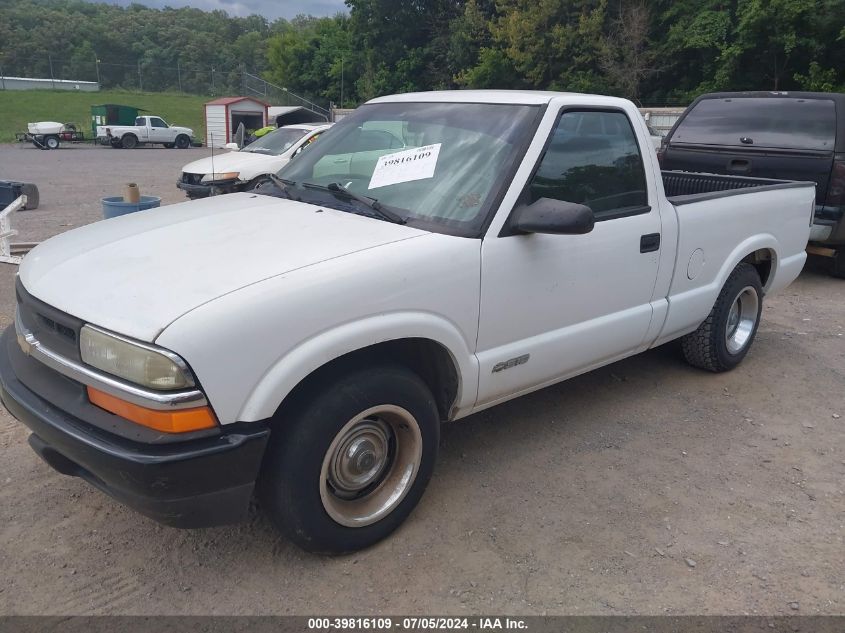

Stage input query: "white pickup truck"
[
  {"left": 96, "top": 115, "right": 194, "bottom": 149},
  {"left": 1, "top": 91, "right": 813, "bottom": 554}
]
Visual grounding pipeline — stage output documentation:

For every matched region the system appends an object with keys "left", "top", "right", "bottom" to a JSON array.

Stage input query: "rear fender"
[{"left": 654, "top": 234, "right": 780, "bottom": 347}]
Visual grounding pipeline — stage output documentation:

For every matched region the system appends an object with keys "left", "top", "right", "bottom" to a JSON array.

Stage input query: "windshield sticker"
[{"left": 368, "top": 144, "right": 441, "bottom": 190}]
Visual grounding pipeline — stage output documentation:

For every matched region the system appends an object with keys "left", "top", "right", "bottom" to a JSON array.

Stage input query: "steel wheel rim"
[
  {"left": 725, "top": 285, "right": 759, "bottom": 354},
  {"left": 320, "top": 405, "right": 422, "bottom": 528}
]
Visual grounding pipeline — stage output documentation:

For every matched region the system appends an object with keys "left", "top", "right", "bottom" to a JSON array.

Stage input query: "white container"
[{"left": 27, "top": 121, "right": 65, "bottom": 135}]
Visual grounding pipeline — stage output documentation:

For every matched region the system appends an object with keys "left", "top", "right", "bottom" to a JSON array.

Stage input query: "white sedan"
[{"left": 177, "top": 123, "right": 331, "bottom": 198}]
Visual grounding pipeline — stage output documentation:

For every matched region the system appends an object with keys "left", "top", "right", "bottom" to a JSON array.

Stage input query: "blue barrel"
[{"left": 101, "top": 195, "right": 161, "bottom": 219}]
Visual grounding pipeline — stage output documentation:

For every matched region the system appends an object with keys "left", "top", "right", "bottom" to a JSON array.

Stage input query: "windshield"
[
  {"left": 243, "top": 127, "right": 310, "bottom": 155},
  {"left": 674, "top": 97, "right": 836, "bottom": 150},
  {"left": 273, "top": 102, "right": 541, "bottom": 236}
]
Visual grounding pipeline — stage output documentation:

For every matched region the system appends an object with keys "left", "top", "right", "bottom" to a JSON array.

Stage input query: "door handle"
[
  {"left": 640, "top": 233, "right": 660, "bottom": 253},
  {"left": 728, "top": 158, "right": 751, "bottom": 173}
]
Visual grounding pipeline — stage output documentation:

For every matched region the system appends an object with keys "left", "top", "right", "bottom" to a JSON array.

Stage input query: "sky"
[{"left": 88, "top": 0, "right": 348, "bottom": 19}]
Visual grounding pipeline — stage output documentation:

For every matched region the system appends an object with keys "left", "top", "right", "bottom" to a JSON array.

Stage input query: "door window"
[
  {"left": 528, "top": 110, "right": 648, "bottom": 219},
  {"left": 150, "top": 117, "right": 168, "bottom": 128}
]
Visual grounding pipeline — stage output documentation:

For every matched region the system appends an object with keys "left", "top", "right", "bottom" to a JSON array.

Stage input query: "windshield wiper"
[
  {"left": 264, "top": 173, "right": 295, "bottom": 200},
  {"left": 323, "top": 182, "right": 406, "bottom": 224}
]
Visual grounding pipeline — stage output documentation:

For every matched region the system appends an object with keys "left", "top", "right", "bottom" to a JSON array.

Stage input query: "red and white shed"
[{"left": 204, "top": 96, "right": 269, "bottom": 148}]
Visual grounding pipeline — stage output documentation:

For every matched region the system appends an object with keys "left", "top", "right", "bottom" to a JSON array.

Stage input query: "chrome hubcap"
[
  {"left": 329, "top": 420, "right": 391, "bottom": 497},
  {"left": 320, "top": 405, "right": 422, "bottom": 527},
  {"left": 725, "top": 286, "right": 759, "bottom": 354}
]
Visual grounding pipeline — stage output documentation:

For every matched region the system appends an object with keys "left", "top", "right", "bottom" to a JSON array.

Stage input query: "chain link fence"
[
  {"left": 0, "top": 53, "right": 249, "bottom": 96},
  {"left": 241, "top": 72, "right": 331, "bottom": 118},
  {"left": 0, "top": 53, "right": 336, "bottom": 119}
]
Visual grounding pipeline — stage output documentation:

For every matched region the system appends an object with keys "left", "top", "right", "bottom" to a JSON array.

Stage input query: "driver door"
[
  {"left": 148, "top": 117, "right": 170, "bottom": 143},
  {"left": 475, "top": 108, "right": 662, "bottom": 408}
]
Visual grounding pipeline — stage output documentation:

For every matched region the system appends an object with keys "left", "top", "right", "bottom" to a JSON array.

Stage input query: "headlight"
[
  {"left": 80, "top": 325, "right": 194, "bottom": 390},
  {"left": 201, "top": 171, "right": 239, "bottom": 183}
]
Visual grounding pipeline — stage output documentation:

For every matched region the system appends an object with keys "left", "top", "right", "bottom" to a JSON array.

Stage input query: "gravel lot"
[
  {"left": 0, "top": 142, "right": 204, "bottom": 243},
  {"left": 0, "top": 142, "right": 843, "bottom": 616}
]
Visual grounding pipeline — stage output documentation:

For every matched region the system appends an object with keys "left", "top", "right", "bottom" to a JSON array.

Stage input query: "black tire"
[
  {"left": 831, "top": 249, "right": 845, "bottom": 279},
  {"left": 244, "top": 176, "right": 271, "bottom": 192},
  {"left": 258, "top": 364, "right": 440, "bottom": 554},
  {"left": 121, "top": 134, "right": 138, "bottom": 149},
  {"left": 44, "top": 135, "right": 60, "bottom": 150},
  {"left": 20, "top": 183, "right": 39, "bottom": 210},
  {"left": 163, "top": 142, "right": 175, "bottom": 149},
  {"left": 681, "top": 262, "right": 763, "bottom": 372},
  {"left": 175, "top": 135, "right": 190, "bottom": 149}
]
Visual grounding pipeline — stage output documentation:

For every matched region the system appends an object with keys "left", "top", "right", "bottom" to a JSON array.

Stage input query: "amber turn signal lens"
[{"left": 87, "top": 387, "right": 217, "bottom": 433}]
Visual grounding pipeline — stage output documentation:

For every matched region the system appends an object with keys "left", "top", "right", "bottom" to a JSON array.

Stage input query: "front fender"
[
  {"left": 238, "top": 312, "right": 479, "bottom": 423},
  {"left": 155, "top": 233, "right": 482, "bottom": 425}
]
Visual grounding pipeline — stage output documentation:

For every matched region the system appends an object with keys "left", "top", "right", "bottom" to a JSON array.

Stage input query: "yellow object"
[{"left": 253, "top": 126, "right": 275, "bottom": 138}]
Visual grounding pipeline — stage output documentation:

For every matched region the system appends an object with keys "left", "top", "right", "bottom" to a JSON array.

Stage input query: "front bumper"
[
  {"left": 176, "top": 176, "right": 241, "bottom": 198},
  {"left": 0, "top": 326, "right": 269, "bottom": 528},
  {"left": 176, "top": 180, "right": 212, "bottom": 198}
]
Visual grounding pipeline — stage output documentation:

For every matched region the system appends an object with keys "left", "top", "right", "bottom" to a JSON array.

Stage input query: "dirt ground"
[{"left": 0, "top": 142, "right": 842, "bottom": 616}]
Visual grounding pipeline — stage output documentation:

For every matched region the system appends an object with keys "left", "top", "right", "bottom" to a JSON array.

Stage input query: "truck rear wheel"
[
  {"left": 121, "top": 134, "right": 138, "bottom": 149},
  {"left": 832, "top": 249, "right": 845, "bottom": 279},
  {"left": 681, "top": 263, "right": 763, "bottom": 372},
  {"left": 258, "top": 364, "right": 440, "bottom": 554}
]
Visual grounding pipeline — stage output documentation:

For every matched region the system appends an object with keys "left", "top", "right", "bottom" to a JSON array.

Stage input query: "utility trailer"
[{"left": 15, "top": 122, "right": 85, "bottom": 150}]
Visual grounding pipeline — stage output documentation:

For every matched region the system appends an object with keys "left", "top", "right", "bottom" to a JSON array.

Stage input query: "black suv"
[{"left": 660, "top": 92, "right": 845, "bottom": 277}]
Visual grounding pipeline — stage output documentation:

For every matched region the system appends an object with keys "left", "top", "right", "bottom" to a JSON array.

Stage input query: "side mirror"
[
  {"left": 224, "top": 142, "right": 240, "bottom": 151},
  {"left": 512, "top": 198, "right": 595, "bottom": 235}
]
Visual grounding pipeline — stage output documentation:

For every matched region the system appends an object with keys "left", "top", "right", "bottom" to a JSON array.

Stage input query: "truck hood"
[
  {"left": 181, "top": 150, "right": 284, "bottom": 177},
  {"left": 19, "top": 193, "right": 428, "bottom": 342}
]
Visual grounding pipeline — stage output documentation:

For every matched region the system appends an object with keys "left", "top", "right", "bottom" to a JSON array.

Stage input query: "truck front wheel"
[
  {"left": 258, "top": 364, "right": 440, "bottom": 554},
  {"left": 681, "top": 262, "right": 763, "bottom": 372},
  {"left": 175, "top": 135, "right": 190, "bottom": 149}
]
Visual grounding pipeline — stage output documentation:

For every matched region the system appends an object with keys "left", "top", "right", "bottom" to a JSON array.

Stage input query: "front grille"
[
  {"left": 16, "top": 278, "right": 84, "bottom": 362},
  {"left": 37, "top": 313, "right": 76, "bottom": 343},
  {"left": 181, "top": 172, "right": 204, "bottom": 185}
]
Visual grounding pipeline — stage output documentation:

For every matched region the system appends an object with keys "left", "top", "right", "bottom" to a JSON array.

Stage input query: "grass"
[{"left": 0, "top": 89, "right": 210, "bottom": 142}]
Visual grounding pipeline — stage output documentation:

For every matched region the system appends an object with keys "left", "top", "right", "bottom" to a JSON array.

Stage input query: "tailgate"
[{"left": 663, "top": 144, "right": 833, "bottom": 204}]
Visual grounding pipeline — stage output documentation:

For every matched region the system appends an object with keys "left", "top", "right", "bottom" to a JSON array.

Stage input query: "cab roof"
[{"left": 368, "top": 90, "right": 628, "bottom": 107}]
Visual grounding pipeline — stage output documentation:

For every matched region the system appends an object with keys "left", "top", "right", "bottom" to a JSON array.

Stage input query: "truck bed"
[{"left": 662, "top": 171, "right": 812, "bottom": 205}]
